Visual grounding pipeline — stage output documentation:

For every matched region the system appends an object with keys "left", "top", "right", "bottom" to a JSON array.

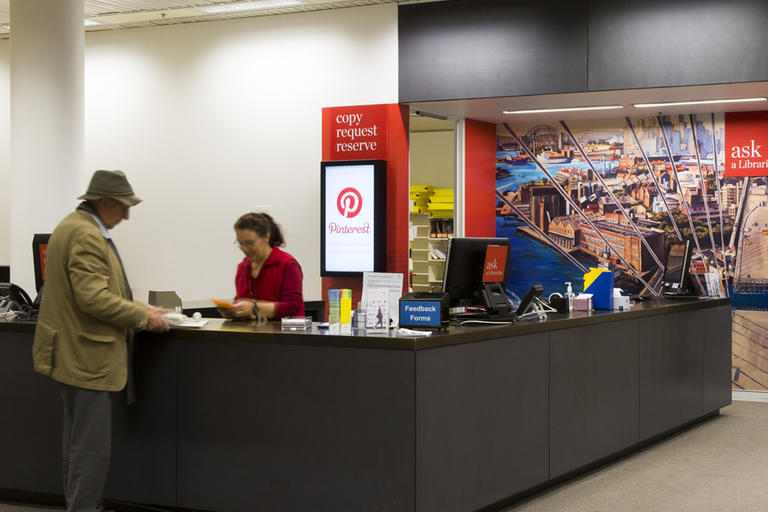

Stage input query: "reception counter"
[{"left": 0, "top": 298, "right": 732, "bottom": 512}]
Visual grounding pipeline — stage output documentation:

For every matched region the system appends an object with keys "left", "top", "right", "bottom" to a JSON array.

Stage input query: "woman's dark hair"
[{"left": 234, "top": 212, "right": 285, "bottom": 247}]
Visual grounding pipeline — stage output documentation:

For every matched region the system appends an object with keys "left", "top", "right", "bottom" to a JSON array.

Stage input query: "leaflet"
[{"left": 362, "top": 272, "right": 403, "bottom": 327}]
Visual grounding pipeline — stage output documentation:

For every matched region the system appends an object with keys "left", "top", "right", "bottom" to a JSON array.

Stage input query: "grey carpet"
[{"left": 508, "top": 400, "right": 768, "bottom": 511}]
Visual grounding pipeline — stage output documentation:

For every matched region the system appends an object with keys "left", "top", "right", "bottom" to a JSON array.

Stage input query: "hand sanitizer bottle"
[{"left": 565, "top": 282, "right": 574, "bottom": 311}]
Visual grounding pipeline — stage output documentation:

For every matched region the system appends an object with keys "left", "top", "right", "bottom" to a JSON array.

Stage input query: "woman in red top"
[{"left": 227, "top": 212, "right": 304, "bottom": 320}]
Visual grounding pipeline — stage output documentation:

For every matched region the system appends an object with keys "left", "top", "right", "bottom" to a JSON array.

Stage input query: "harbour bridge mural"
[{"left": 494, "top": 113, "right": 768, "bottom": 392}]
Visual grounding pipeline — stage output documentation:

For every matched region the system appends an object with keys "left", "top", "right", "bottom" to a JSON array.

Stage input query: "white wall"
[
  {"left": 29, "top": 4, "right": 398, "bottom": 303},
  {"left": 410, "top": 130, "right": 456, "bottom": 189}
]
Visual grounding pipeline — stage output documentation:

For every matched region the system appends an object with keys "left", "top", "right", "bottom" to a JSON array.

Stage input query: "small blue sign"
[{"left": 399, "top": 300, "right": 442, "bottom": 328}]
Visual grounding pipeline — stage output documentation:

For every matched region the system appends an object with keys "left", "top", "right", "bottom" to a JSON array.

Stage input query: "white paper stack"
[{"left": 281, "top": 316, "right": 312, "bottom": 330}]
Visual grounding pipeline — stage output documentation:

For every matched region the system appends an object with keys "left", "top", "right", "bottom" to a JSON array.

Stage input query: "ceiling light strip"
[
  {"left": 2, "top": 20, "right": 102, "bottom": 30},
  {"left": 197, "top": 0, "right": 304, "bottom": 14},
  {"left": 634, "top": 97, "right": 767, "bottom": 108},
  {"left": 502, "top": 105, "right": 623, "bottom": 115}
]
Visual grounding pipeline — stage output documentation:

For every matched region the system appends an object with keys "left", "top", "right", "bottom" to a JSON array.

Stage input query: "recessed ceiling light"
[
  {"left": 633, "top": 97, "right": 767, "bottom": 108},
  {"left": 501, "top": 105, "right": 623, "bottom": 115},
  {"left": 197, "top": 0, "right": 304, "bottom": 14},
  {"left": 2, "top": 20, "right": 103, "bottom": 30}
]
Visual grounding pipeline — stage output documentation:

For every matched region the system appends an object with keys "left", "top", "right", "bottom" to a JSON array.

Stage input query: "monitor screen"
[
  {"left": 320, "top": 160, "right": 386, "bottom": 277},
  {"left": 33, "top": 233, "right": 51, "bottom": 293},
  {"left": 442, "top": 237, "right": 511, "bottom": 307},
  {"left": 661, "top": 239, "right": 693, "bottom": 293}
]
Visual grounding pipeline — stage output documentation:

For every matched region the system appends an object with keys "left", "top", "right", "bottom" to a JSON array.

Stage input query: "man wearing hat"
[{"left": 32, "top": 170, "right": 169, "bottom": 512}]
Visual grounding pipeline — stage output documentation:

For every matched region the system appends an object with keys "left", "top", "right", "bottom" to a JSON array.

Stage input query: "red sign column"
[{"left": 321, "top": 104, "right": 410, "bottom": 312}]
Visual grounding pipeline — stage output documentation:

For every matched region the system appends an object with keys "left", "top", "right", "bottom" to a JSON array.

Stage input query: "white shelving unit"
[
  {"left": 408, "top": 117, "right": 457, "bottom": 294},
  {"left": 410, "top": 213, "right": 453, "bottom": 292},
  {"left": 410, "top": 212, "right": 431, "bottom": 292}
]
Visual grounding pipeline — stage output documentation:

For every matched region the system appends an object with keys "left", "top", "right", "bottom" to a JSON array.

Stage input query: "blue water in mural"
[
  {"left": 497, "top": 216, "right": 586, "bottom": 301},
  {"left": 495, "top": 151, "right": 618, "bottom": 195},
  {"left": 495, "top": 152, "right": 612, "bottom": 299},
  {"left": 730, "top": 289, "right": 768, "bottom": 310}
]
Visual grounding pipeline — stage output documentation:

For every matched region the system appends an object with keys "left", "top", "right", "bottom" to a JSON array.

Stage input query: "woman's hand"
[
  {"left": 231, "top": 299, "right": 256, "bottom": 318},
  {"left": 217, "top": 307, "right": 235, "bottom": 319}
]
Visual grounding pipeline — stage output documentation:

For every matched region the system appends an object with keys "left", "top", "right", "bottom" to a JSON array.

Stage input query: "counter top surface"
[{"left": 1, "top": 297, "right": 730, "bottom": 350}]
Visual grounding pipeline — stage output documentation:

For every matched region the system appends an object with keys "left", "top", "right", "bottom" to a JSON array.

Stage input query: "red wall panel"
[{"left": 464, "top": 119, "right": 497, "bottom": 237}]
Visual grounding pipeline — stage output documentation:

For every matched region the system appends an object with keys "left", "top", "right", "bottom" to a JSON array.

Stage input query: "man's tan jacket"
[{"left": 32, "top": 210, "right": 148, "bottom": 391}]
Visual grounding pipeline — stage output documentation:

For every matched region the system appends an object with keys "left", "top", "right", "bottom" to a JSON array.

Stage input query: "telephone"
[
  {"left": 0, "top": 282, "right": 34, "bottom": 307},
  {"left": 479, "top": 282, "right": 512, "bottom": 316},
  {"left": 0, "top": 282, "right": 40, "bottom": 320}
]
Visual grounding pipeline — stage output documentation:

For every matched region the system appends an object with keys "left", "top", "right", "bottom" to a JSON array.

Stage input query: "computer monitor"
[
  {"left": 32, "top": 234, "right": 51, "bottom": 293},
  {"left": 442, "top": 237, "right": 511, "bottom": 308},
  {"left": 661, "top": 239, "right": 695, "bottom": 295}
]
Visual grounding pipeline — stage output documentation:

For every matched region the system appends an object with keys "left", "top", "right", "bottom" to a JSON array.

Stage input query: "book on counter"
[
  {"left": 328, "top": 289, "right": 340, "bottom": 333},
  {"left": 328, "top": 288, "right": 352, "bottom": 334},
  {"left": 340, "top": 289, "right": 352, "bottom": 334}
]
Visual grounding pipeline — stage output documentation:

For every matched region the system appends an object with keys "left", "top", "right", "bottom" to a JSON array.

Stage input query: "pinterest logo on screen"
[{"left": 337, "top": 187, "right": 363, "bottom": 218}]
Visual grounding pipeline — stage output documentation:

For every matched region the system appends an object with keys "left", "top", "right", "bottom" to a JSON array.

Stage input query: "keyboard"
[
  {"left": 453, "top": 313, "right": 518, "bottom": 326},
  {"left": 662, "top": 293, "right": 702, "bottom": 300}
]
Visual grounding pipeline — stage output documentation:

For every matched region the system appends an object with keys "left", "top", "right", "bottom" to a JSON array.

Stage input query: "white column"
[
  {"left": 454, "top": 118, "right": 465, "bottom": 237},
  {"left": 9, "top": 0, "right": 84, "bottom": 293}
]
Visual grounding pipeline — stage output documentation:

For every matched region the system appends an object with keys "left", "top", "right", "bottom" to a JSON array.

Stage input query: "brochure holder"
[{"left": 583, "top": 268, "right": 614, "bottom": 310}]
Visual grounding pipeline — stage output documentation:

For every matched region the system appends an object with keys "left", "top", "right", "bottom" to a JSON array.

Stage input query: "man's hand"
[
  {"left": 145, "top": 305, "right": 170, "bottom": 332},
  {"left": 145, "top": 304, "right": 168, "bottom": 315}
]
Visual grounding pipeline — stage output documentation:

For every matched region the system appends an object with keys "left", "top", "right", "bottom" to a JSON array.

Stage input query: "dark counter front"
[{"left": 0, "top": 298, "right": 732, "bottom": 512}]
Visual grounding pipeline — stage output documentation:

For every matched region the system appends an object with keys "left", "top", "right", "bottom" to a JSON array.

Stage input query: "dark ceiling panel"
[
  {"left": 588, "top": 0, "right": 768, "bottom": 91},
  {"left": 399, "top": 0, "right": 589, "bottom": 103}
]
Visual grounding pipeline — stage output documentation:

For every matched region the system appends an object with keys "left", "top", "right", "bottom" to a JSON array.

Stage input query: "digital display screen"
[{"left": 321, "top": 160, "right": 386, "bottom": 276}]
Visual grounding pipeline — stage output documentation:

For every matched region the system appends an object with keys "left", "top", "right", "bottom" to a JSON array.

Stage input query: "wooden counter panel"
[
  {"left": 416, "top": 333, "right": 549, "bottom": 512},
  {"left": 701, "top": 305, "right": 733, "bottom": 412},
  {"left": 106, "top": 339, "right": 178, "bottom": 506},
  {"left": 549, "top": 320, "right": 640, "bottom": 478},
  {"left": 638, "top": 310, "right": 705, "bottom": 440},
  {"left": 175, "top": 341, "right": 416, "bottom": 512},
  {"left": 0, "top": 333, "right": 60, "bottom": 495}
]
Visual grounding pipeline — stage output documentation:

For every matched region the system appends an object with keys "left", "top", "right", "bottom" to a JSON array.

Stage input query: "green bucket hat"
[{"left": 77, "top": 170, "right": 142, "bottom": 206}]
